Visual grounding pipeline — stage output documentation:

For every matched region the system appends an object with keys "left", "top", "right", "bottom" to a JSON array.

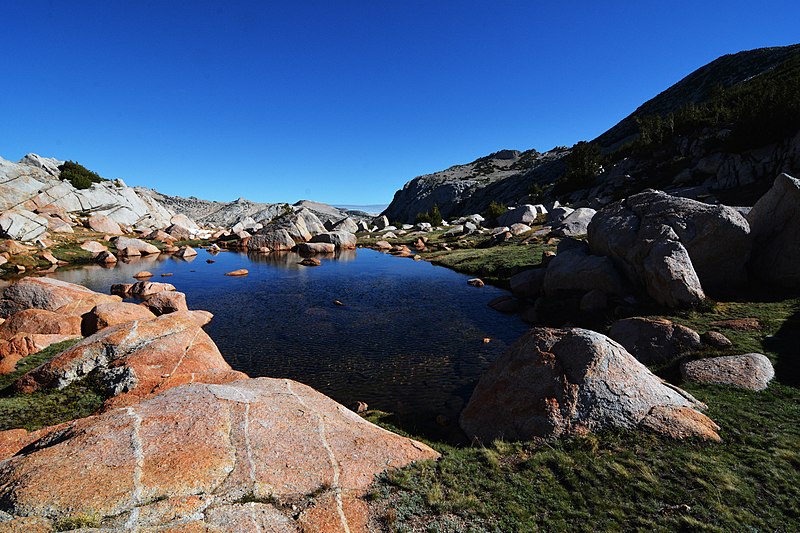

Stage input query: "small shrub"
[
  {"left": 552, "top": 141, "right": 601, "bottom": 197},
  {"left": 58, "top": 161, "right": 106, "bottom": 190},
  {"left": 482, "top": 201, "right": 507, "bottom": 224},
  {"left": 527, "top": 183, "right": 545, "bottom": 201},
  {"left": 415, "top": 205, "right": 443, "bottom": 226}
]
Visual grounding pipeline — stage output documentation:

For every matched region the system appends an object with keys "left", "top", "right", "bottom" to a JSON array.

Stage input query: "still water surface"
[{"left": 50, "top": 248, "right": 528, "bottom": 440}]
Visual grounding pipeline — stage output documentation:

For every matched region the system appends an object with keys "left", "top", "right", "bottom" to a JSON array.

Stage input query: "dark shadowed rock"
[
  {"left": 509, "top": 268, "right": 546, "bottom": 298},
  {"left": 488, "top": 295, "right": 521, "bottom": 313},
  {"left": 460, "top": 327, "right": 719, "bottom": 442},
  {"left": 701, "top": 331, "right": 732, "bottom": 348},
  {"left": 588, "top": 190, "right": 750, "bottom": 304},
  {"left": 543, "top": 247, "right": 626, "bottom": 296},
  {"left": 580, "top": 289, "right": 608, "bottom": 313},
  {"left": 609, "top": 317, "right": 701, "bottom": 366},
  {"left": 746, "top": 173, "right": 800, "bottom": 287},
  {"left": 546, "top": 206, "right": 575, "bottom": 225}
]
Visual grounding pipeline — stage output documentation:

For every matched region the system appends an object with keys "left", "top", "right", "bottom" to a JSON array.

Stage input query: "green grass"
[
  {"left": 368, "top": 289, "right": 800, "bottom": 531},
  {"left": 359, "top": 229, "right": 556, "bottom": 286},
  {"left": 424, "top": 241, "right": 548, "bottom": 286},
  {"left": 372, "top": 382, "right": 799, "bottom": 531},
  {"left": 50, "top": 242, "right": 95, "bottom": 263},
  {"left": 173, "top": 238, "right": 212, "bottom": 248},
  {"left": 0, "top": 338, "right": 107, "bottom": 431}
]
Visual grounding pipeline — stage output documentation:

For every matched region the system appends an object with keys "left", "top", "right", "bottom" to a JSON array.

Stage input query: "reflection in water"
[{"left": 50, "top": 247, "right": 527, "bottom": 441}]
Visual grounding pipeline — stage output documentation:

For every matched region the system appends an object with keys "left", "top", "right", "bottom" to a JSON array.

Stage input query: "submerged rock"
[{"left": 460, "top": 327, "right": 719, "bottom": 442}]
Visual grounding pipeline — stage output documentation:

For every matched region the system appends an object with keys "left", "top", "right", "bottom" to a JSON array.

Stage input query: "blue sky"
[{"left": 1, "top": 1, "right": 798, "bottom": 205}]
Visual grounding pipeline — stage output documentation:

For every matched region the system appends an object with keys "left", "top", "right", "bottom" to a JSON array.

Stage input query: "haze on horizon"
[{"left": 2, "top": 1, "right": 798, "bottom": 206}]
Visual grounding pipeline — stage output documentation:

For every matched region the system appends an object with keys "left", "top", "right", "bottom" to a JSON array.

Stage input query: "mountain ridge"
[{"left": 383, "top": 43, "right": 800, "bottom": 223}]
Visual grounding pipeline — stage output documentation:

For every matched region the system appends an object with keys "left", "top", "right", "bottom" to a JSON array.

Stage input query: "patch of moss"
[
  {"left": 0, "top": 338, "right": 107, "bottom": 431},
  {"left": 53, "top": 512, "right": 103, "bottom": 530}
]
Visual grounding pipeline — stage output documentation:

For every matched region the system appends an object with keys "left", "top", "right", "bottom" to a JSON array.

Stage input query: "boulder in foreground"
[
  {"left": 0, "top": 378, "right": 438, "bottom": 531},
  {"left": 460, "top": 327, "right": 720, "bottom": 442}
]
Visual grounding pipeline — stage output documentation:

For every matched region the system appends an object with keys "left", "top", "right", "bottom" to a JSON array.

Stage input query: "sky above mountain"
[{"left": 2, "top": 1, "right": 798, "bottom": 205}]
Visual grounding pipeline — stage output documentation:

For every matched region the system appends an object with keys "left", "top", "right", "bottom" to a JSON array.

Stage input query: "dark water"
[{"left": 50, "top": 248, "right": 528, "bottom": 440}]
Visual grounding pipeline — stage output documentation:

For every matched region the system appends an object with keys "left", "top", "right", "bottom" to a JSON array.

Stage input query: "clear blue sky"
[{"left": 1, "top": 1, "right": 798, "bottom": 205}]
